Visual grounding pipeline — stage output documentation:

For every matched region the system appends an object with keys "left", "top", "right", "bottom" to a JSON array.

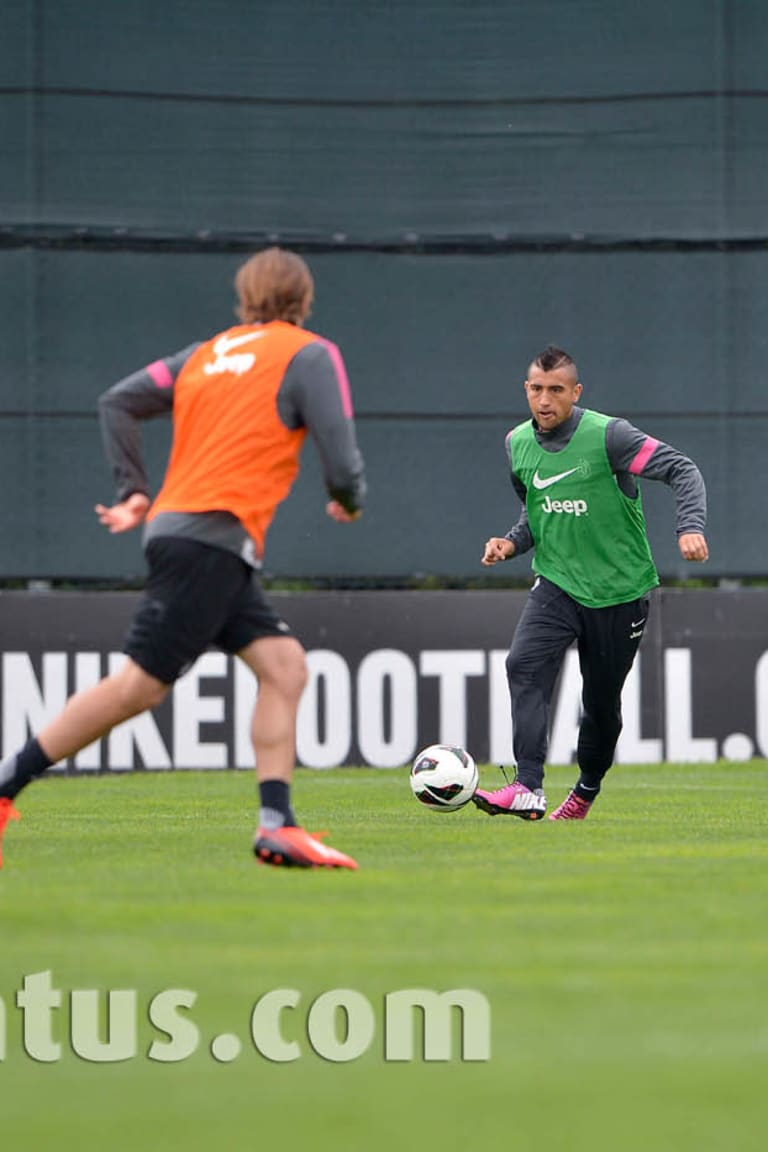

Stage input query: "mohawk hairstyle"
[{"left": 533, "top": 345, "right": 577, "bottom": 373}]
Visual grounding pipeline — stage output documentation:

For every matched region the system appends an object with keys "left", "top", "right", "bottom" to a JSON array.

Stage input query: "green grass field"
[{"left": 1, "top": 762, "right": 767, "bottom": 1151}]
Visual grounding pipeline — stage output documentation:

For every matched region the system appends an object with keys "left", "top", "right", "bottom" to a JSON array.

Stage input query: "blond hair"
[{"left": 235, "top": 247, "right": 314, "bottom": 325}]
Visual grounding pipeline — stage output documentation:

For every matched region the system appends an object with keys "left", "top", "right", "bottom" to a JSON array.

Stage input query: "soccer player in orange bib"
[{"left": 0, "top": 248, "right": 366, "bottom": 870}]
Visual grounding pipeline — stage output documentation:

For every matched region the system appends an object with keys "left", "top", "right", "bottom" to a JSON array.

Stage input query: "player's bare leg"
[
  {"left": 237, "top": 635, "right": 307, "bottom": 785},
  {"left": 0, "top": 658, "right": 169, "bottom": 866},
  {"left": 238, "top": 636, "right": 357, "bottom": 869},
  {"left": 36, "top": 659, "right": 170, "bottom": 764}
]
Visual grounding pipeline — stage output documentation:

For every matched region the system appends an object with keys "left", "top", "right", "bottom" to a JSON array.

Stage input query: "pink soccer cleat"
[
  {"left": 472, "top": 781, "right": 547, "bottom": 821},
  {"left": 548, "top": 791, "right": 593, "bottom": 821}
]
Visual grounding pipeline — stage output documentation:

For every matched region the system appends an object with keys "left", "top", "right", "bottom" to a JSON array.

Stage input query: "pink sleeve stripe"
[
  {"left": 146, "top": 359, "right": 174, "bottom": 388},
  {"left": 629, "top": 436, "right": 660, "bottom": 475},
  {"left": 319, "top": 339, "right": 354, "bottom": 418}
]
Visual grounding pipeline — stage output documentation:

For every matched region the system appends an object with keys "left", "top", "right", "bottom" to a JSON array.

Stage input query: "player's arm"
[
  {"left": 505, "top": 472, "right": 534, "bottom": 554},
  {"left": 606, "top": 418, "right": 709, "bottom": 562},
  {"left": 278, "top": 341, "right": 367, "bottom": 522},
  {"left": 95, "top": 345, "right": 199, "bottom": 531},
  {"left": 482, "top": 436, "right": 533, "bottom": 565}
]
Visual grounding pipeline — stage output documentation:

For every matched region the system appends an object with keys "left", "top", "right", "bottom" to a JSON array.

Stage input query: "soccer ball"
[{"left": 409, "top": 744, "right": 478, "bottom": 812}]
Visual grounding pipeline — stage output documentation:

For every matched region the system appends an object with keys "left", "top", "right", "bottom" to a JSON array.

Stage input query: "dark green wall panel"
[
  {"left": 0, "top": 95, "right": 33, "bottom": 222},
  {"left": 2, "top": 249, "right": 766, "bottom": 416},
  {"left": 2, "top": 3, "right": 766, "bottom": 239},
  {"left": 1, "top": 243, "right": 767, "bottom": 580},
  {"left": 2, "top": 1, "right": 767, "bottom": 582},
  {"left": 39, "top": 1, "right": 722, "bottom": 99},
  {"left": 0, "top": 251, "right": 29, "bottom": 407},
  {"left": 6, "top": 93, "right": 758, "bottom": 239},
  {"left": 0, "top": 407, "right": 764, "bottom": 579},
  {"left": 0, "top": 0, "right": 32, "bottom": 86}
]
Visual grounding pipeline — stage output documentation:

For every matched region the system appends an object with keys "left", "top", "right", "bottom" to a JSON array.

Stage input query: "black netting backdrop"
[{"left": 1, "top": 0, "right": 766, "bottom": 580}]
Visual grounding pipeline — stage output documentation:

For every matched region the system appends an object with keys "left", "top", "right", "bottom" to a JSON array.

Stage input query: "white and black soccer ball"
[{"left": 409, "top": 744, "right": 479, "bottom": 812}]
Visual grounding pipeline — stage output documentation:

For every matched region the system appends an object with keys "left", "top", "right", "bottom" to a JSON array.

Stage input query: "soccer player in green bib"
[{"left": 474, "top": 345, "right": 709, "bottom": 822}]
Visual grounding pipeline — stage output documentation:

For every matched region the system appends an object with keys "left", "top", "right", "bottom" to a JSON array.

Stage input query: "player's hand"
[
  {"left": 678, "top": 532, "right": 709, "bottom": 562},
  {"left": 481, "top": 537, "right": 515, "bottom": 566},
  {"left": 95, "top": 493, "right": 151, "bottom": 534},
  {"left": 326, "top": 500, "right": 362, "bottom": 523}
]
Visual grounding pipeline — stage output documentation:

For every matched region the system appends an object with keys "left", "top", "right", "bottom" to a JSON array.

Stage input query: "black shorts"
[{"left": 123, "top": 537, "right": 294, "bottom": 684}]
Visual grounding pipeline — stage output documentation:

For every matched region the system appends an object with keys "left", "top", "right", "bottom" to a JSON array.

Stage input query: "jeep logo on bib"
[{"left": 541, "top": 494, "right": 588, "bottom": 516}]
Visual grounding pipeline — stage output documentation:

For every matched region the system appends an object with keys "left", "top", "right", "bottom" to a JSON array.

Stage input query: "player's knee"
[
  {"left": 285, "top": 652, "right": 309, "bottom": 701},
  {"left": 140, "top": 679, "right": 171, "bottom": 711},
  {"left": 265, "top": 641, "right": 308, "bottom": 702},
  {"left": 293, "top": 650, "right": 309, "bottom": 698},
  {"left": 114, "top": 663, "right": 169, "bottom": 715},
  {"left": 506, "top": 649, "right": 536, "bottom": 686}
]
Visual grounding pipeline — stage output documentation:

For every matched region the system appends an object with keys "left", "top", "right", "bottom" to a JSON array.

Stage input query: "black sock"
[
  {"left": 0, "top": 738, "right": 54, "bottom": 800},
  {"left": 574, "top": 779, "right": 601, "bottom": 802},
  {"left": 258, "top": 779, "right": 296, "bottom": 830},
  {"left": 515, "top": 767, "right": 544, "bottom": 792}
]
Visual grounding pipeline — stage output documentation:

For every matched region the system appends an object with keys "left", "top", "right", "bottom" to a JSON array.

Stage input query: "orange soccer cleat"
[
  {"left": 0, "top": 798, "right": 21, "bottom": 868},
  {"left": 253, "top": 825, "right": 358, "bottom": 870}
]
